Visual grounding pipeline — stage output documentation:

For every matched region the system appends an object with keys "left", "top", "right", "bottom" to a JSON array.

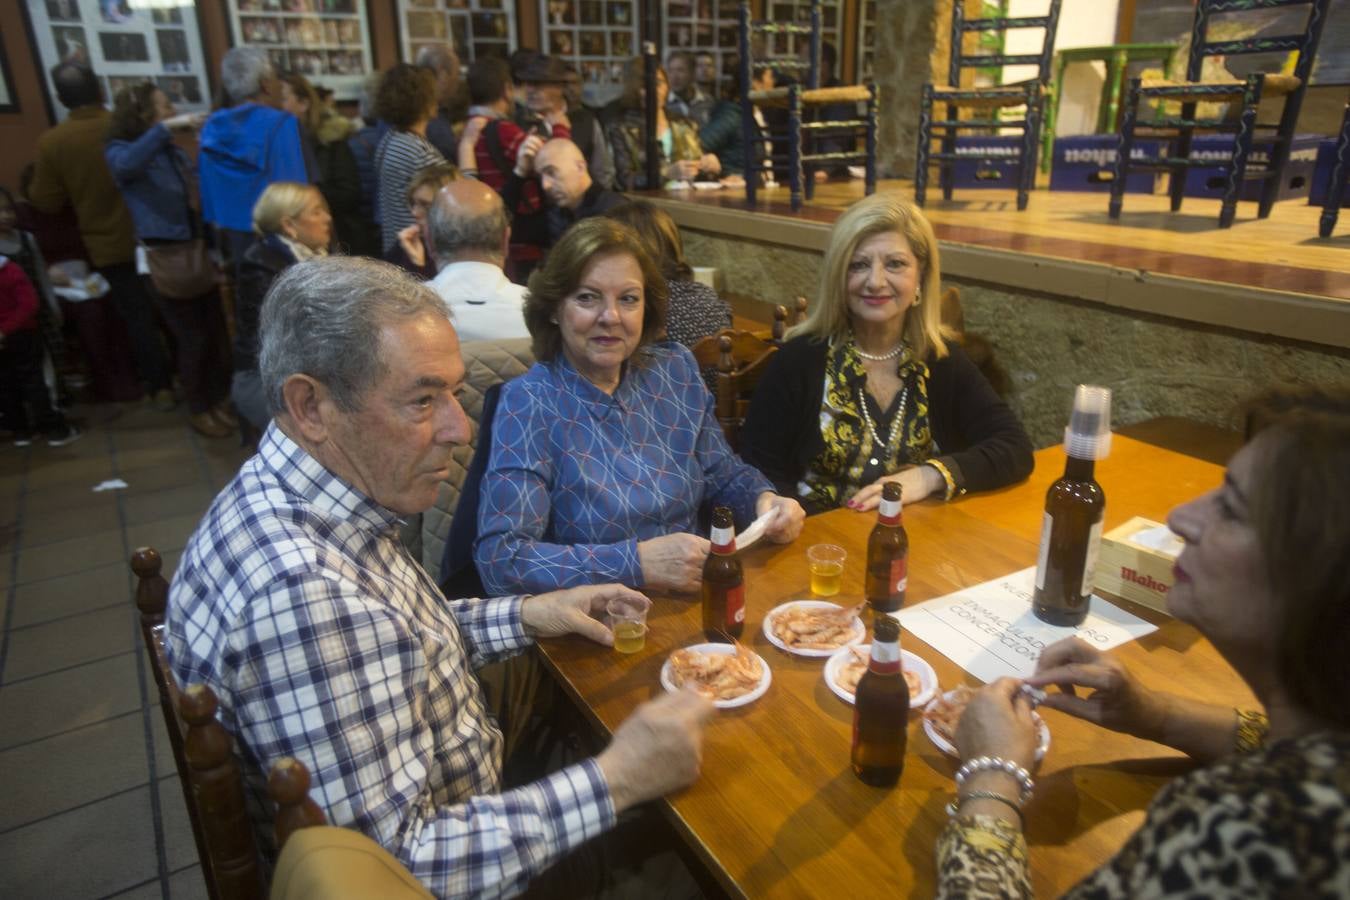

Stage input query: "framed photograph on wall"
[
  {"left": 0, "top": 33, "right": 18, "bottom": 113},
  {"left": 397, "top": 0, "right": 516, "bottom": 68},
  {"left": 227, "top": 0, "right": 374, "bottom": 101},
  {"left": 539, "top": 0, "right": 637, "bottom": 104},
  {"left": 23, "top": 0, "right": 210, "bottom": 120}
]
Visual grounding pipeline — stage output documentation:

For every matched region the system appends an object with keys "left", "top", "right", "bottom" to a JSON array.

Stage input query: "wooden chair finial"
[
  {"left": 132, "top": 546, "right": 169, "bottom": 621},
  {"left": 270, "top": 758, "right": 327, "bottom": 850}
]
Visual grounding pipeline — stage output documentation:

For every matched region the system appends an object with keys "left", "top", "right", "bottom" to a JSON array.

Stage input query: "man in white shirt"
[{"left": 426, "top": 180, "right": 531, "bottom": 343}]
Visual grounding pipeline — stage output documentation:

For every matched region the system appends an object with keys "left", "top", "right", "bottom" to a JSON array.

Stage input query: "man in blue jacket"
[{"left": 198, "top": 47, "right": 310, "bottom": 275}]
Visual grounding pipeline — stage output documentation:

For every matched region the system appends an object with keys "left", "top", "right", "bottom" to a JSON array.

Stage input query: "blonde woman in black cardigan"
[{"left": 741, "top": 193, "right": 1033, "bottom": 515}]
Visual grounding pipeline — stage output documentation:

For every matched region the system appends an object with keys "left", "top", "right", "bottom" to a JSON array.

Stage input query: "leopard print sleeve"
[{"left": 936, "top": 815, "right": 1033, "bottom": 900}]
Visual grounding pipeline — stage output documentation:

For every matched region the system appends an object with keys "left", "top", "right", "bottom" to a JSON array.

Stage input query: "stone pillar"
[{"left": 872, "top": 0, "right": 960, "bottom": 178}]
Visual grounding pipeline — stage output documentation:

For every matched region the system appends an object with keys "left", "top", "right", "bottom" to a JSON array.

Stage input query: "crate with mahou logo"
[
  {"left": 1181, "top": 133, "right": 1321, "bottom": 202},
  {"left": 1093, "top": 516, "right": 1177, "bottom": 616},
  {"left": 1049, "top": 135, "right": 1164, "bottom": 194}
]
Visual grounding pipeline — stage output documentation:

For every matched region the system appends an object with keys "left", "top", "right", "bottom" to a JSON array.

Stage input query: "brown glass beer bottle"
[
  {"left": 865, "top": 482, "right": 908, "bottom": 614},
  {"left": 851, "top": 615, "right": 909, "bottom": 786},
  {"left": 701, "top": 506, "right": 744, "bottom": 642},
  {"left": 1033, "top": 385, "right": 1111, "bottom": 627}
]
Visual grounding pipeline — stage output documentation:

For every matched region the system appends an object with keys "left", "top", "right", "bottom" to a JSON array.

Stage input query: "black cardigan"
[{"left": 741, "top": 335, "right": 1035, "bottom": 513}]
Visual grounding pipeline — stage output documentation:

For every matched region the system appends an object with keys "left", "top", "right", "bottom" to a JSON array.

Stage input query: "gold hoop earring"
[{"left": 913, "top": 287, "right": 921, "bottom": 307}]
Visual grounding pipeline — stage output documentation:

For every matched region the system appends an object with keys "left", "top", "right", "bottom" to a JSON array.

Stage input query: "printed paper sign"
[{"left": 893, "top": 567, "right": 1158, "bottom": 683}]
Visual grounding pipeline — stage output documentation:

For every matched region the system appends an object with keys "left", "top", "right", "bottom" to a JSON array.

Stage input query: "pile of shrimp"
[
  {"left": 668, "top": 644, "right": 764, "bottom": 701},
  {"left": 835, "top": 645, "right": 922, "bottom": 698},
  {"left": 769, "top": 603, "right": 864, "bottom": 650}
]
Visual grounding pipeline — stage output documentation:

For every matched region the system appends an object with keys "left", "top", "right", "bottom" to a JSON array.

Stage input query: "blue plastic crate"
[
  {"left": 1049, "top": 135, "right": 1164, "bottom": 194},
  {"left": 1309, "top": 139, "right": 1349, "bottom": 208},
  {"left": 946, "top": 136, "right": 1023, "bottom": 188},
  {"left": 1181, "top": 134, "right": 1320, "bottom": 202}
]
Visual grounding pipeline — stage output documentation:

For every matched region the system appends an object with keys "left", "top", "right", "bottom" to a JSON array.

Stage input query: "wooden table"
[{"left": 534, "top": 435, "right": 1254, "bottom": 898}]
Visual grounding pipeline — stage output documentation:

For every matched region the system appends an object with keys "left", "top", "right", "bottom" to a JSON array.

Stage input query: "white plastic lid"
[{"left": 1064, "top": 385, "right": 1112, "bottom": 460}]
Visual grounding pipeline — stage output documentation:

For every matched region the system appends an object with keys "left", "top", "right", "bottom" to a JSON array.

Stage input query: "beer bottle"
[
  {"left": 851, "top": 615, "right": 909, "bottom": 787},
  {"left": 701, "top": 506, "right": 745, "bottom": 642},
  {"left": 865, "top": 482, "right": 908, "bottom": 614},
  {"left": 1033, "top": 385, "right": 1111, "bottom": 627}
]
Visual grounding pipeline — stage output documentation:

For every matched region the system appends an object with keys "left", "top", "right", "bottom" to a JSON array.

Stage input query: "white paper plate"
[
  {"left": 762, "top": 600, "right": 866, "bottom": 658},
  {"left": 660, "top": 643, "right": 772, "bottom": 709},
  {"left": 922, "top": 689, "right": 1051, "bottom": 762},
  {"left": 692, "top": 180, "right": 725, "bottom": 191},
  {"left": 823, "top": 645, "right": 938, "bottom": 708}
]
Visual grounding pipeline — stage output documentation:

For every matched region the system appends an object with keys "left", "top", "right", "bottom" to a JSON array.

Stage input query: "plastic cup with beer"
[
  {"left": 607, "top": 596, "right": 649, "bottom": 654},
  {"left": 807, "top": 543, "right": 847, "bottom": 597}
]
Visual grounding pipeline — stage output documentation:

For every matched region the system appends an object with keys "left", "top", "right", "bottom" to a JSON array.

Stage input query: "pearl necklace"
[
  {"left": 858, "top": 383, "right": 909, "bottom": 468},
  {"left": 852, "top": 341, "right": 904, "bottom": 362}
]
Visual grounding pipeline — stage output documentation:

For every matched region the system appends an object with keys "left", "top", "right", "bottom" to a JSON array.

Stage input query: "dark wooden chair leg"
[
  {"left": 1220, "top": 76, "right": 1263, "bottom": 230},
  {"left": 1319, "top": 101, "right": 1350, "bottom": 238},
  {"left": 940, "top": 103, "right": 956, "bottom": 201},
  {"left": 1109, "top": 78, "right": 1142, "bottom": 220},
  {"left": 915, "top": 84, "right": 933, "bottom": 207}
]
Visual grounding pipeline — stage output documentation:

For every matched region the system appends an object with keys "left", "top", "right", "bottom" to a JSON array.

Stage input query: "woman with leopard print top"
[{"left": 940, "top": 386, "right": 1350, "bottom": 898}]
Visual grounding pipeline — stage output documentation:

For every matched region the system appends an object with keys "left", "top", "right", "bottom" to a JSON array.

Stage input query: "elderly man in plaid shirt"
[{"left": 166, "top": 256, "right": 712, "bottom": 898}]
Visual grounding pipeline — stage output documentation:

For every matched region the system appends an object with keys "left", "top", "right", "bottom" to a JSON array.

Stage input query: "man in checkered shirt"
[{"left": 166, "top": 256, "right": 713, "bottom": 898}]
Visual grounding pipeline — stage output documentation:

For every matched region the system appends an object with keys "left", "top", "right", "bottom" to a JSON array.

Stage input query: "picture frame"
[
  {"left": 0, "top": 35, "right": 18, "bottom": 113},
  {"left": 23, "top": 0, "right": 210, "bottom": 120},
  {"left": 396, "top": 0, "right": 516, "bottom": 67},
  {"left": 226, "top": 0, "right": 373, "bottom": 101}
]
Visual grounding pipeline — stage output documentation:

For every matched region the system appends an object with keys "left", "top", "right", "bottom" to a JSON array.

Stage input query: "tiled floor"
[{"left": 0, "top": 404, "right": 252, "bottom": 899}]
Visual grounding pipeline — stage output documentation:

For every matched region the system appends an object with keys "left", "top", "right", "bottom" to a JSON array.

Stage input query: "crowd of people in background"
[{"left": 3, "top": 39, "right": 859, "bottom": 447}]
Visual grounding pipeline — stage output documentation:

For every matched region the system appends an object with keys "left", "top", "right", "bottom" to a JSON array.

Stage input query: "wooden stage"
[{"left": 650, "top": 178, "right": 1350, "bottom": 350}]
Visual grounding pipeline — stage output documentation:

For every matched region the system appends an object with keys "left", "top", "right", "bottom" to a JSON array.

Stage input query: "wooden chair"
[
  {"left": 690, "top": 330, "right": 779, "bottom": 451},
  {"left": 737, "top": 1, "right": 878, "bottom": 211},
  {"left": 1108, "top": 0, "right": 1332, "bottom": 229},
  {"left": 131, "top": 548, "right": 326, "bottom": 900},
  {"left": 755, "top": 296, "right": 809, "bottom": 344},
  {"left": 916, "top": 0, "right": 1063, "bottom": 211},
  {"left": 1319, "top": 95, "right": 1350, "bottom": 238}
]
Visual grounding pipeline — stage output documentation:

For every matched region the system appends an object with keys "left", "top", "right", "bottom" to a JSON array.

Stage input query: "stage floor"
[{"left": 660, "top": 178, "right": 1350, "bottom": 303}]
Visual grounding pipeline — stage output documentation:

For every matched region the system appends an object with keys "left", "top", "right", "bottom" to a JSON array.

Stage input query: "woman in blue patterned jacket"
[{"left": 474, "top": 218, "right": 804, "bottom": 596}]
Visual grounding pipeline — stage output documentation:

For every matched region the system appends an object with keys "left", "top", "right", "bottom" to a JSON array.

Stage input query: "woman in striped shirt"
[{"left": 373, "top": 63, "right": 446, "bottom": 254}]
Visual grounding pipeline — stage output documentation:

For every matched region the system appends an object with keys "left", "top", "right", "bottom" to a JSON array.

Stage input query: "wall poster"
[
  {"left": 25, "top": 0, "right": 211, "bottom": 119},
  {"left": 398, "top": 0, "right": 515, "bottom": 68},
  {"left": 228, "top": 0, "right": 373, "bottom": 101}
]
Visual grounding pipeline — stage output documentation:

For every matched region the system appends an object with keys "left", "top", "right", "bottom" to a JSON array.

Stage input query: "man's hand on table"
[
  {"left": 755, "top": 492, "right": 805, "bottom": 543},
  {"left": 598, "top": 688, "right": 715, "bottom": 814},
  {"left": 521, "top": 584, "right": 650, "bottom": 646},
  {"left": 638, "top": 533, "right": 710, "bottom": 593}
]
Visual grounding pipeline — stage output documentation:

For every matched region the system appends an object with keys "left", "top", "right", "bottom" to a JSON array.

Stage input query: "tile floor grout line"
[
  {"left": 6, "top": 598, "right": 132, "bottom": 632},
  {"left": 0, "top": 445, "right": 32, "bottom": 685},
  {"left": 0, "top": 707, "right": 144, "bottom": 753},
  {"left": 0, "top": 648, "right": 139, "bottom": 686},
  {"left": 109, "top": 431, "right": 174, "bottom": 900},
  {"left": 8, "top": 552, "right": 185, "bottom": 589},
  {"left": 0, "top": 776, "right": 156, "bottom": 837}
]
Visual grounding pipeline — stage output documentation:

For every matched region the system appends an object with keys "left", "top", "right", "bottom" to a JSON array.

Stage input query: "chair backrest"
[
  {"left": 419, "top": 338, "right": 535, "bottom": 584},
  {"left": 1184, "top": 0, "right": 1331, "bottom": 84},
  {"left": 131, "top": 548, "right": 326, "bottom": 900},
  {"left": 690, "top": 329, "right": 779, "bottom": 451},
  {"left": 948, "top": 0, "right": 1063, "bottom": 88},
  {"left": 769, "top": 296, "right": 810, "bottom": 342}
]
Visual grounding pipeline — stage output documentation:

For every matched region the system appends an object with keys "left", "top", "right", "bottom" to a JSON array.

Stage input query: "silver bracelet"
[
  {"left": 954, "top": 756, "right": 1034, "bottom": 804},
  {"left": 945, "top": 789, "right": 1025, "bottom": 826}
]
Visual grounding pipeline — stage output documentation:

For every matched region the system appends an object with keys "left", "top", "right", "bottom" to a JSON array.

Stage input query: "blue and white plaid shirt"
[{"left": 167, "top": 424, "right": 615, "bottom": 898}]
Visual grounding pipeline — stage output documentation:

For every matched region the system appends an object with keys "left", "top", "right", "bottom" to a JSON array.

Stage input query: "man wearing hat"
[{"left": 515, "top": 54, "right": 615, "bottom": 191}]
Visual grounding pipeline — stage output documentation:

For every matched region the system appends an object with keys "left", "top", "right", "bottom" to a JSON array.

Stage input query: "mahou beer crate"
[
  {"left": 1092, "top": 516, "right": 1178, "bottom": 615},
  {"left": 1049, "top": 135, "right": 1164, "bottom": 194},
  {"left": 1181, "top": 133, "right": 1321, "bottom": 202}
]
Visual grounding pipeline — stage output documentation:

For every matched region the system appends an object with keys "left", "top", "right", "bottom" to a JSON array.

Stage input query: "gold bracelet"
[
  {"left": 945, "top": 790, "right": 1025, "bottom": 827},
  {"left": 926, "top": 458, "right": 958, "bottom": 501}
]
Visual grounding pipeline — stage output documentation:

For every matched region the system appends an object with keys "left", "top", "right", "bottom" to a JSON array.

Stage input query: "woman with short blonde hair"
[{"left": 742, "top": 192, "right": 1033, "bottom": 514}]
